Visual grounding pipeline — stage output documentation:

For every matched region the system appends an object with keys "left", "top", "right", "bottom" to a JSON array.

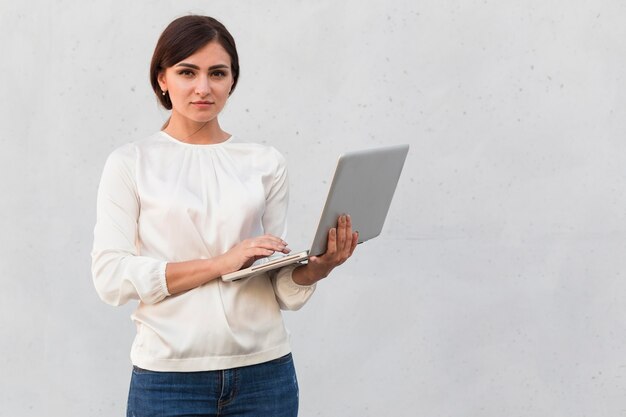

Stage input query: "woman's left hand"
[{"left": 292, "top": 214, "right": 358, "bottom": 285}]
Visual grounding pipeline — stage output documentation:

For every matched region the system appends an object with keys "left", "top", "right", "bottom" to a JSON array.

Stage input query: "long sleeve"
[
  {"left": 91, "top": 144, "right": 169, "bottom": 306},
  {"left": 263, "top": 149, "right": 316, "bottom": 311}
]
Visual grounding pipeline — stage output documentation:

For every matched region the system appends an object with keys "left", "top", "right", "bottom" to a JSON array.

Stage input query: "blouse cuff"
[
  {"left": 157, "top": 261, "right": 171, "bottom": 298},
  {"left": 271, "top": 264, "right": 316, "bottom": 311}
]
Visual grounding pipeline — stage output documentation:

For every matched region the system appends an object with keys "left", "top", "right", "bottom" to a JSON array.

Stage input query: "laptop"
[{"left": 221, "top": 144, "right": 409, "bottom": 282}]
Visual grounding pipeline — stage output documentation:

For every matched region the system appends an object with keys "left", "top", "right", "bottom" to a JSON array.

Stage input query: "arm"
[
  {"left": 165, "top": 235, "right": 289, "bottom": 294},
  {"left": 91, "top": 145, "right": 169, "bottom": 306},
  {"left": 268, "top": 215, "right": 358, "bottom": 310},
  {"left": 262, "top": 149, "right": 317, "bottom": 310},
  {"left": 92, "top": 145, "right": 289, "bottom": 305}
]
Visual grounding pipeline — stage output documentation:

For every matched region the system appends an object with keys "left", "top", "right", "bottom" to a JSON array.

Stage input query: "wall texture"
[{"left": 2, "top": 1, "right": 626, "bottom": 416}]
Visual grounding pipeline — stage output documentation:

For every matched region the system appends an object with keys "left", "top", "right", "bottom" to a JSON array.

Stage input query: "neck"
[{"left": 163, "top": 111, "right": 229, "bottom": 144}]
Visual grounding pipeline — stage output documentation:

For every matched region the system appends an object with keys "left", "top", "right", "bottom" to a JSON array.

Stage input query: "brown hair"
[{"left": 149, "top": 15, "right": 240, "bottom": 110}]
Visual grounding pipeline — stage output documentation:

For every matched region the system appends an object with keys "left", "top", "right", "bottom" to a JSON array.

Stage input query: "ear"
[{"left": 157, "top": 70, "right": 167, "bottom": 92}]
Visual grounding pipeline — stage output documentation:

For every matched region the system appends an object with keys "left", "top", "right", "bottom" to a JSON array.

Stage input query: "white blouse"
[{"left": 91, "top": 131, "right": 316, "bottom": 372}]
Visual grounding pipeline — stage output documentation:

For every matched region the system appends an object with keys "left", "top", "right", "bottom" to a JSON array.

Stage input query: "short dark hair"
[{"left": 149, "top": 15, "right": 240, "bottom": 109}]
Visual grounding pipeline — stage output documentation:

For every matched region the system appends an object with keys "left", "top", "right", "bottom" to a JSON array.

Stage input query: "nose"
[{"left": 195, "top": 75, "right": 210, "bottom": 97}]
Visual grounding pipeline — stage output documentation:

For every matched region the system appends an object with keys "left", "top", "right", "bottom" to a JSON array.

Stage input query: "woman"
[{"left": 91, "top": 15, "right": 357, "bottom": 417}]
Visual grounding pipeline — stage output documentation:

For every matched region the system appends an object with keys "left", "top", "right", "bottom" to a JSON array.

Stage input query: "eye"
[
  {"left": 210, "top": 70, "right": 228, "bottom": 78},
  {"left": 178, "top": 69, "right": 195, "bottom": 77}
]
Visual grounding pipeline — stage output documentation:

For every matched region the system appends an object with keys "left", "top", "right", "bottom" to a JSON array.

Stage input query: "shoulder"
[
  {"left": 103, "top": 142, "right": 136, "bottom": 175},
  {"left": 103, "top": 132, "right": 164, "bottom": 175},
  {"left": 107, "top": 141, "right": 136, "bottom": 161},
  {"left": 228, "top": 137, "right": 287, "bottom": 170},
  {"left": 105, "top": 132, "right": 166, "bottom": 164}
]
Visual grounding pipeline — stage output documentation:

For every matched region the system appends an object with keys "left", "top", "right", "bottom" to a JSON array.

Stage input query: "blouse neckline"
[{"left": 159, "top": 131, "right": 235, "bottom": 148}]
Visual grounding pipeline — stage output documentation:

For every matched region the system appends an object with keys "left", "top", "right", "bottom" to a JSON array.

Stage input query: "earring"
[{"left": 162, "top": 90, "right": 167, "bottom": 96}]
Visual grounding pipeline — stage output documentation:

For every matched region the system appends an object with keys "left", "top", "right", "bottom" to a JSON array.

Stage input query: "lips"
[{"left": 192, "top": 101, "right": 214, "bottom": 105}]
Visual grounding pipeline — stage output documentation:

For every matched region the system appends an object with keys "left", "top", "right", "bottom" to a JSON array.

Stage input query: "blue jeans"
[{"left": 127, "top": 353, "right": 299, "bottom": 417}]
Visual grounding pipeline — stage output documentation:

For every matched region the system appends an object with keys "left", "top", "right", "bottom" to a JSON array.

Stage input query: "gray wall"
[{"left": 2, "top": 1, "right": 626, "bottom": 416}]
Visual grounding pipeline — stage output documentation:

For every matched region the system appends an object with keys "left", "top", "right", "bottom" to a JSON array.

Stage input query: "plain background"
[{"left": 2, "top": 1, "right": 626, "bottom": 416}]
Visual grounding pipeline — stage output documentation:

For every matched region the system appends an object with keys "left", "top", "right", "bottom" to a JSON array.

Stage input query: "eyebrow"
[{"left": 174, "top": 63, "right": 230, "bottom": 70}]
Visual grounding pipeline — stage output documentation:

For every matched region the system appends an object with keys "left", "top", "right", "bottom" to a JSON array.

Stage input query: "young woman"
[{"left": 91, "top": 15, "right": 357, "bottom": 417}]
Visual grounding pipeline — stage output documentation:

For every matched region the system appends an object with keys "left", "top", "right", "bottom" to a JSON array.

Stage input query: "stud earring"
[{"left": 162, "top": 90, "right": 167, "bottom": 96}]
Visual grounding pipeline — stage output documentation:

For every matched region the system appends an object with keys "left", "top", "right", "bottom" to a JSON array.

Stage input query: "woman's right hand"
[{"left": 217, "top": 234, "right": 291, "bottom": 275}]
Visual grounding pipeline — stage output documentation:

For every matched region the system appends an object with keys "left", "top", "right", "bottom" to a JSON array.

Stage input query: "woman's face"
[{"left": 158, "top": 41, "right": 234, "bottom": 126}]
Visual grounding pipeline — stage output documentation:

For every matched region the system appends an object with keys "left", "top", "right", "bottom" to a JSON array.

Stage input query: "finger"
[
  {"left": 258, "top": 235, "right": 288, "bottom": 247},
  {"left": 249, "top": 235, "right": 286, "bottom": 246},
  {"left": 262, "top": 234, "right": 288, "bottom": 246},
  {"left": 254, "top": 237, "right": 290, "bottom": 253},
  {"left": 336, "top": 215, "right": 347, "bottom": 251},
  {"left": 252, "top": 248, "right": 275, "bottom": 258},
  {"left": 264, "top": 240, "right": 290, "bottom": 253},
  {"left": 349, "top": 232, "right": 358, "bottom": 256},
  {"left": 326, "top": 227, "right": 337, "bottom": 254},
  {"left": 342, "top": 215, "right": 353, "bottom": 256}
]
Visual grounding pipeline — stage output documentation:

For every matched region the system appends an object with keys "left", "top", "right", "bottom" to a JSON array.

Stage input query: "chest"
[{"left": 135, "top": 149, "right": 269, "bottom": 226}]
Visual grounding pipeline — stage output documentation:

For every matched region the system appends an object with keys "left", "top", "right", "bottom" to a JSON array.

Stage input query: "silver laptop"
[{"left": 221, "top": 144, "right": 409, "bottom": 282}]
